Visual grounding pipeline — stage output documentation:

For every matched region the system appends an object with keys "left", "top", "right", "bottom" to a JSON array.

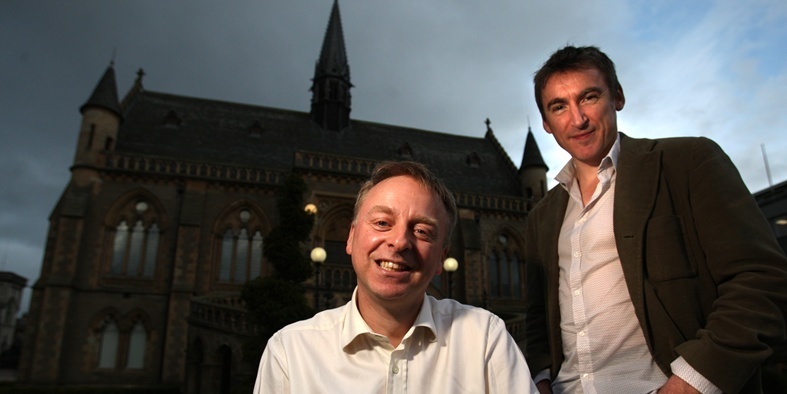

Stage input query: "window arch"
[
  {"left": 106, "top": 198, "right": 162, "bottom": 278},
  {"left": 312, "top": 204, "right": 355, "bottom": 292},
  {"left": 487, "top": 232, "right": 524, "bottom": 299},
  {"left": 97, "top": 319, "right": 119, "bottom": 369},
  {"left": 126, "top": 320, "right": 147, "bottom": 369},
  {"left": 215, "top": 205, "right": 268, "bottom": 284},
  {"left": 90, "top": 309, "right": 150, "bottom": 371}
]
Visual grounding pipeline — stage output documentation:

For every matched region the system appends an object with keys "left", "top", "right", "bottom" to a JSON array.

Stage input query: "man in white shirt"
[
  {"left": 524, "top": 45, "right": 787, "bottom": 393},
  {"left": 254, "top": 160, "right": 538, "bottom": 393}
]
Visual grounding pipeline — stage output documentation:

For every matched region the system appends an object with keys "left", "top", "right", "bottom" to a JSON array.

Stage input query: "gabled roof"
[{"left": 117, "top": 90, "right": 523, "bottom": 196}]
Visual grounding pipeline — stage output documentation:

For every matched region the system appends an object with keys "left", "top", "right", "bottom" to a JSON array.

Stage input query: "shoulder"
[
  {"left": 427, "top": 295, "right": 504, "bottom": 328},
  {"left": 272, "top": 302, "right": 347, "bottom": 339},
  {"left": 621, "top": 133, "right": 722, "bottom": 156},
  {"left": 528, "top": 184, "right": 565, "bottom": 218}
]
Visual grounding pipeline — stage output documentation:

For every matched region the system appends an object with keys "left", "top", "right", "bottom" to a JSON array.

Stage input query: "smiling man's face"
[
  {"left": 540, "top": 67, "right": 624, "bottom": 170},
  {"left": 346, "top": 175, "right": 449, "bottom": 310}
]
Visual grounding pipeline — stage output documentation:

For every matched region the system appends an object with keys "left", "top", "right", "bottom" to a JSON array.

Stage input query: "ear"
[
  {"left": 615, "top": 86, "right": 625, "bottom": 111},
  {"left": 436, "top": 247, "right": 449, "bottom": 276},
  {"left": 345, "top": 223, "right": 356, "bottom": 255}
]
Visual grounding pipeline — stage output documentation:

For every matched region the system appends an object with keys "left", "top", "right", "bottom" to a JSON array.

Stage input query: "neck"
[
  {"left": 573, "top": 161, "right": 601, "bottom": 206},
  {"left": 356, "top": 292, "right": 423, "bottom": 348}
]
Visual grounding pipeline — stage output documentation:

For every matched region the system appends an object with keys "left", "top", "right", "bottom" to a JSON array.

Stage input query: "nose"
[
  {"left": 569, "top": 104, "right": 589, "bottom": 129},
  {"left": 387, "top": 224, "right": 412, "bottom": 252}
]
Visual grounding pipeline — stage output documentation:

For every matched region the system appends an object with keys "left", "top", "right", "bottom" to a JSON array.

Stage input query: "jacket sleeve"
[
  {"left": 524, "top": 202, "right": 555, "bottom": 379},
  {"left": 668, "top": 137, "right": 787, "bottom": 393}
]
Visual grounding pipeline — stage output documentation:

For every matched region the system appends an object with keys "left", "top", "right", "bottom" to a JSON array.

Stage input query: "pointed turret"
[
  {"left": 310, "top": 0, "right": 352, "bottom": 132},
  {"left": 519, "top": 126, "right": 549, "bottom": 203},
  {"left": 72, "top": 64, "right": 123, "bottom": 185},
  {"left": 80, "top": 64, "right": 123, "bottom": 119}
]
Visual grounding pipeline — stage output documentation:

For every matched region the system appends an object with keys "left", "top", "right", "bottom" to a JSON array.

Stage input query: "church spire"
[
  {"left": 80, "top": 63, "right": 123, "bottom": 120},
  {"left": 519, "top": 126, "right": 547, "bottom": 171},
  {"left": 310, "top": 0, "right": 352, "bottom": 132},
  {"left": 72, "top": 63, "right": 123, "bottom": 185},
  {"left": 519, "top": 125, "right": 549, "bottom": 203}
]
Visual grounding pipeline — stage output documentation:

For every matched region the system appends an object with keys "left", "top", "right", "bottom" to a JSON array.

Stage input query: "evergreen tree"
[{"left": 241, "top": 173, "right": 316, "bottom": 362}]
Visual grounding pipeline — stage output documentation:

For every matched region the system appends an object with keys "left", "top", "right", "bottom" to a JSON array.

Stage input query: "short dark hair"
[
  {"left": 353, "top": 161, "right": 458, "bottom": 246},
  {"left": 533, "top": 45, "right": 622, "bottom": 117}
]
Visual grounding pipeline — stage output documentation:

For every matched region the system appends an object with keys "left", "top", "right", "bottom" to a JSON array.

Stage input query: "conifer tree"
[{"left": 241, "top": 173, "right": 315, "bottom": 361}]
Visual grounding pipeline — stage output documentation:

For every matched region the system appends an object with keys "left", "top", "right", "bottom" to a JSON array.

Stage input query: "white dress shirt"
[
  {"left": 549, "top": 134, "right": 720, "bottom": 394},
  {"left": 254, "top": 288, "right": 537, "bottom": 394}
]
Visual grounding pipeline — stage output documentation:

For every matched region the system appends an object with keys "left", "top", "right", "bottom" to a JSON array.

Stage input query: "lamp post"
[
  {"left": 304, "top": 203, "right": 318, "bottom": 215},
  {"left": 310, "top": 247, "right": 327, "bottom": 310},
  {"left": 443, "top": 257, "right": 459, "bottom": 299}
]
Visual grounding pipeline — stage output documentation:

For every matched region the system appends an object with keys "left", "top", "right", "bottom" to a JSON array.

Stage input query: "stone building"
[
  {"left": 755, "top": 180, "right": 787, "bottom": 254},
  {"left": 0, "top": 272, "right": 26, "bottom": 355},
  {"left": 19, "top": 1, "right": 547, "bottom": 392}
]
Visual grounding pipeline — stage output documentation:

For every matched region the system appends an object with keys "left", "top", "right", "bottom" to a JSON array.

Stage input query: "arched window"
[
  {"left": 97, "top": 320, "right": 119, "bottom": 369},
  {"left": 487, "top": 233, "right": 524, "bottom": 298},
  {"left": 216, "top": 207, "right": 267, "bottom": 284},
  {"left": 126, "top": 321, "right": 147, "bottom": 369},
  {"left": 108, "top": 200, "right": 160, "bottom": 277},
  {"left": 314, "top": 206, "right": 355, "bottom": 292}
]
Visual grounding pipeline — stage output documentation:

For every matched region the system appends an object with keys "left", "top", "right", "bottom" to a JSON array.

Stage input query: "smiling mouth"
[
  {"left": 572, "top": 130, "right": 594, "bottom": 139},
  {"left": 378, "top": 261, "right": 411, "bottom": 272}
]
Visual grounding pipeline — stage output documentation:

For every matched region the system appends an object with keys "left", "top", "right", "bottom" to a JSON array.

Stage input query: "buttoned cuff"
[
  {"left": 534, "top": 369, "right": 550, "bottom": 384},
  {"left": 670, "top": 356, "right": 722, "bottom": 394}
]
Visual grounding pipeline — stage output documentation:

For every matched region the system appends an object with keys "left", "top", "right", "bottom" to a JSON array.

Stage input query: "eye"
[
  {"left": 549, "top": 104, "right": 566, "bottom": 114},
  {"left": 581, "top": 92, "right": 601, "bottom": 104},
  {"left": 413, "top": 226, "right": 437, "bottom": 242},
  {"left": 373, "top": 219, "right": 390, "bottom": 228}
]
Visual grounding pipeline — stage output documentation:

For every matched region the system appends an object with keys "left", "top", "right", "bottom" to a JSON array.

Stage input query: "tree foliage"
[{"left": 241, "top": 173, "right": 316, "bottom": 361}]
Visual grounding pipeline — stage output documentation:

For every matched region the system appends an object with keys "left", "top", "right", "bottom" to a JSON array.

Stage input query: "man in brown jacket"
[{"left": 525, "top": 45, "right": 787, "bottom": 393}]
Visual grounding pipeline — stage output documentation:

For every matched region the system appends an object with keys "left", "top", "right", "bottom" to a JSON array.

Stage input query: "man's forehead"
[{"left": 544, "top": 68, "right": 604, "bottom": 88}]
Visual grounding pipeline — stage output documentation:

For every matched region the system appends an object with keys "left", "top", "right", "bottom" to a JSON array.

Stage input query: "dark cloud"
[{"left": 2, "top": 0, "right": 786, "bottom": 313}]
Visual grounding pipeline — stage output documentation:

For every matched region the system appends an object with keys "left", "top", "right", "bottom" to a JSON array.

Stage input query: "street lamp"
[
  {"left": 443, "top": 257, "right": 459, "bottom": 299},
  {"left": 310, "top": 247, "right": 327, "bottom": 310}
]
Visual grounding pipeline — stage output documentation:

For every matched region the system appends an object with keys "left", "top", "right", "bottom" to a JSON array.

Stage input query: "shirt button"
[
  {"left": 573, "top": 289, "right": 580, "bottom": 296},
  {"left": 578, "top": 331, "right": 585, "bottom": 337},
  {"left": 582, "top": 373, "right": 589, "bottom": 379},
  {"left": 392, "top": 366, "right": 399, "bottom": 374},
  {"left": 573, "top": 251, "right": 581, "bottom": 258}
]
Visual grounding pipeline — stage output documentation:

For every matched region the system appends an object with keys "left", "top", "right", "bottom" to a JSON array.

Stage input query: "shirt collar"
[
  {"left": 342, "top": 288, "right": 437, "bottom": 351},
  {"left": 555, "top": 132, "right": 621, "bottom": 190}
]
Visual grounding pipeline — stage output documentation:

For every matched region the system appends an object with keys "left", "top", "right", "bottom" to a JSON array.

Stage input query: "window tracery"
[
  {"left": 216, "top": 206, "right": 267, "bottom": 284},
  {"left": 107, "top": 199, "right": 160, "bottom": 278},
  {"left": 487, "top": 232, "right": 524, "bottom": 298}
]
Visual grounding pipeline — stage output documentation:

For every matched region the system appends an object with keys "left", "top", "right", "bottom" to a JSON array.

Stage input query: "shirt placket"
[
  {"left": 570, "top": 209, "right": 596, "bottom": 394},
  {"left": 387, "top": 345, "right": 406, "bottom": 393}
]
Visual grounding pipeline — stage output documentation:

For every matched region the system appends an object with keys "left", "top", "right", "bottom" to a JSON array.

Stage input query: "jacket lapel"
[{"left": 614, "top": 134, "right": 661, "bottom": 338}]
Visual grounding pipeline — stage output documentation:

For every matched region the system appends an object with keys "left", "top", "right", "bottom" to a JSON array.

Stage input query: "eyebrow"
[
  {"left": 545, "top": 86, "right": 604, "bottom": 109},
  {"left": 366, "top": 205, "right": 440, "bottom": 231}
]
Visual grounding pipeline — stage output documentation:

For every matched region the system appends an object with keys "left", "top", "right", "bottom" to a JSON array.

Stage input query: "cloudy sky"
[{"left": 2, "top": 0, "right": 787, "bottom": 313}]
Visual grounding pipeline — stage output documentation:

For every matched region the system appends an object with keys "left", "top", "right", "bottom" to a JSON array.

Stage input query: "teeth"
[{"left": 379, "top": 261, "right": 407, "bottom": 272}]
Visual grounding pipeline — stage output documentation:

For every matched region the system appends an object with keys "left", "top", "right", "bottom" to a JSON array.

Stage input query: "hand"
[
  {"left": 657, "top": 375, "right": 701, "bottom": 394},
  {"left": 535, "top": 379, "right": 553, "bottom": 394}
]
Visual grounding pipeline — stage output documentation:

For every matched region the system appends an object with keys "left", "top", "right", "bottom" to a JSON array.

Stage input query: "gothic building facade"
[{"left": 19, "top": 1, "right": 547, "bottom": 392}]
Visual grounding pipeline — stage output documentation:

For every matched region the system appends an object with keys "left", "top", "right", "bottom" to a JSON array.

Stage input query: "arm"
[
  {"left": 671, "top": 138, "right": 787, "bottom": 392},
  {"left": 253, "top": 334, "right": 290, "bottom": 394},
  {"left": 524, "top": 205, "right": 554, "bottom": 379},
  {"left": 485, "top": 314, "right": 539, "bottom": 393}
]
